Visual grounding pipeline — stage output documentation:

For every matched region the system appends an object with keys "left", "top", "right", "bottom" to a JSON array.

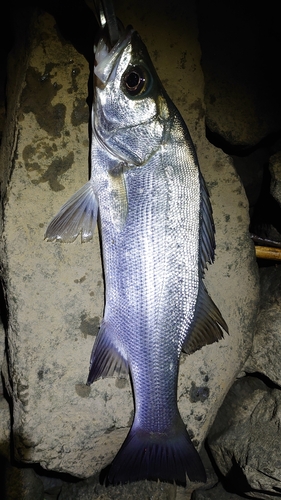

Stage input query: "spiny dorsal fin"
[
  {"left": 199, "top": 173, "right": 216, "bottom": 272},
  {"left": 87, "top": 321, "right": 129, "bottom": 384},
  {"left": 182, "top": 284, "right": 228, "bottom": 355}
]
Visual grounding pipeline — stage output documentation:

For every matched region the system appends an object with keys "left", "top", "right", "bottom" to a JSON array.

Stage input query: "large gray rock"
[
  {"left": 0, "top": 0, "right": 259, "bottom": 482},
  {"left": 208, "top": 376, "right": 281, "bottom": 499},
  {"left": 245, "top": 266, "right": 281, "bottom": 386}
]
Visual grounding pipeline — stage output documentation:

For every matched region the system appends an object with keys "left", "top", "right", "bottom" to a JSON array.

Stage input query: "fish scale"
[
  {"left": 45, "top": 23, "right": 228, "bottom": 486},
  {"left": 104, "top": 157, "right": 179, "bottom": 426}
]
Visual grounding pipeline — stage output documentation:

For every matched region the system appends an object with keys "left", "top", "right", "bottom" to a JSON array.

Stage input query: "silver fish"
[{"left": 45, "top": 23, "right": 228, "bottom": 486}]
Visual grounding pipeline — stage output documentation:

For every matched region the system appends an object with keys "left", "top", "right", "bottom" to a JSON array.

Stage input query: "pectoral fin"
[
  {"left": 182, "top": 284, "right": 228, "bottom": 355},
  {"left": 45, "top": 181, "right": 98, "bottom": 243}
]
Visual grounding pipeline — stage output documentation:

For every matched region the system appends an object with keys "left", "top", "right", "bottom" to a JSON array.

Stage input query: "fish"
[{"left": 45, "top": 17, "right": 228, "bottom": 486}]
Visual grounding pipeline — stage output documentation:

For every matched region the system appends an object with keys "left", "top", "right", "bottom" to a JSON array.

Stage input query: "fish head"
[{"left": 93, "top": 26, "right": 169, "bottom": 165}]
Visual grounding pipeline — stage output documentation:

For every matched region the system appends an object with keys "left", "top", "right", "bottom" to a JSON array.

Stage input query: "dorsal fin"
[
  {"left": 182, "top": 283, "right": 228, "bottom": 354},
  {"left": 183, "top": 173, "right": 228, "bottom": 354},
  {"left": 199, "top": 173, "right": 216, "bottom": 272}
]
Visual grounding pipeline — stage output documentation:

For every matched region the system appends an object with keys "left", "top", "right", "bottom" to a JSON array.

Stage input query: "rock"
[
  {"left": 32, "top": 457, "right": 215, "bottom": 500},
  {"left": 1, "top": 8, "right": 108, "bottom": 478},
  {"left": 0, "top": 317, "right": 6, "bottom": 397},
  {"left": 192, "top": 482, "right": 247, "bottom": 500},
  {"left": 59, "top": 476, "right": 176, "bottom": 500},
  {"left": 0, "top": 319, "right": 10, "bottom": 488},
  {"left": 207, "top": 376, "right": 281, "bottom": 498},
  {"left": 0, "top": 0, "right": 259, "bottom": 481},
  {"left": 245, "top": 266, "right": 281, "bottom": 386},
  {"left": 3, "top": 465, "right": 45, "bottom": 500},
  {"left": 0, "top": 393, "right": 10, "bottom": 458},
  {"left": 269, "top": 151, "right": 281, "bottom": 206},
  {"left": 232, "top": 148, "right": 267, "bottom": 213},
  {"left": 198, "top": 0, "right": 281, "bottom": 148}
]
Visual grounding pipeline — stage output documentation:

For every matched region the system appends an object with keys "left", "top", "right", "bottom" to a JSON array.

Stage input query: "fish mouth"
[{"left": 94, "top": 25, "right": 134, "bottom": 86}]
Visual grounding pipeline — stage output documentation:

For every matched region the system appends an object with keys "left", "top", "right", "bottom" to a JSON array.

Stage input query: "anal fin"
[
  {"left": 183, "top": 284, "right": 228, "bottom": 355},
  {"left": 87, "top": 321, "right": 128, "bottom": 385}
]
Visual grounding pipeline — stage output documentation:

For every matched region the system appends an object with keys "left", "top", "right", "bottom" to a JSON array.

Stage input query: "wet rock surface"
[{"left": 1, "top": 0, "right": 281, "bottom": 499}]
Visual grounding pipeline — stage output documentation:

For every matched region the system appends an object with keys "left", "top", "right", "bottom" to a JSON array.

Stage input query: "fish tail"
[{"left": 107, "top": 415, "right": 206, "bottom": 486}]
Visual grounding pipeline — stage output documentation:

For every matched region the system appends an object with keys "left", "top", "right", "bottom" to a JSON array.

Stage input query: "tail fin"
[{"left": 107, "top": 418, "right": 206, "bottom": 486}]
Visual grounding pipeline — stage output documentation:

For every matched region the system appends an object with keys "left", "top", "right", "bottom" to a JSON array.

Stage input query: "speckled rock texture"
[{"left": 0, "top": 0, "right": 259, "bottom": 488}]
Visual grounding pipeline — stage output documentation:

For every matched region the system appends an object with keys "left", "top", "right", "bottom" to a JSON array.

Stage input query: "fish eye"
[{"left": 123, "top": 66, "right": 146, "bottom": 96}]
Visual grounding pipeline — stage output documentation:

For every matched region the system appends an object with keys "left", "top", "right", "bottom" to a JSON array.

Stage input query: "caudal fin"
[{"left": 107, "top": 419, "right": 206, "bottom": 486}]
